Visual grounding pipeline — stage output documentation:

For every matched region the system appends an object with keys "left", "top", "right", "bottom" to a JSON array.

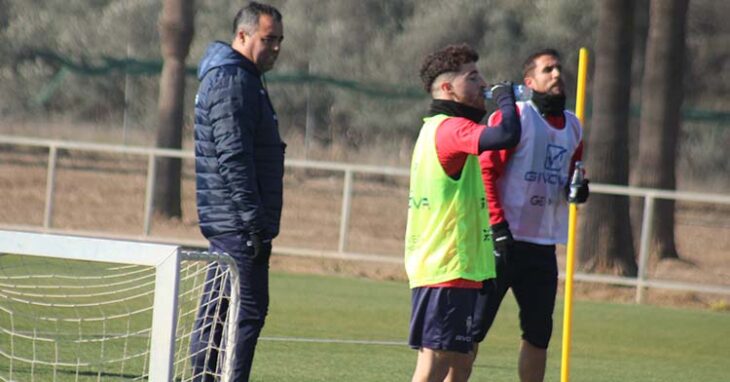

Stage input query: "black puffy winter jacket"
[{"left": 194, "top": 41, "right": 285, "bottom": 240}]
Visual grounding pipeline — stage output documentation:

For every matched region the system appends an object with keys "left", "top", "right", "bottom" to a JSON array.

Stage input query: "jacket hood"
[{"left": 197, "top": 41, "right": 260, "bottom": 80}]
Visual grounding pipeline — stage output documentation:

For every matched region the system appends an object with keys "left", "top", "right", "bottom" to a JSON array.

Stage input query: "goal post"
[{"left": 0, "top": 229, "right": 239, "bottom": 382}]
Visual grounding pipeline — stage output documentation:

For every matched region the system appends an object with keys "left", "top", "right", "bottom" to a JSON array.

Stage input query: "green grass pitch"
[
  {"left": 1, "top": 254, "right": 728, "bottom": 381},
  {"left": 256, "top": 272, "right": 729, "bottom": 382}
]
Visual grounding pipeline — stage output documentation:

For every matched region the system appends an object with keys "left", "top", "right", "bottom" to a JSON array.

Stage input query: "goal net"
[{"left": 0, "top": 230, "right": 240, "bottom": 382}]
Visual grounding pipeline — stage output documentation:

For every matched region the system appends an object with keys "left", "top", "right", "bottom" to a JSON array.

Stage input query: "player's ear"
[
  {"left": 524, "top": 77, "right": 534, "bottom": 88},
  {"left": 440, "top": 80, "right": 453, "bottom": 95}
]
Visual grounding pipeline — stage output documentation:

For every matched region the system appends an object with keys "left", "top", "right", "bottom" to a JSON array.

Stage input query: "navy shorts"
[
  {"left": 408, "top": 287, "right": 480, "bottom": 354},
  {"left": 473, "top": 241, "right": 558, "bottom": 349}
]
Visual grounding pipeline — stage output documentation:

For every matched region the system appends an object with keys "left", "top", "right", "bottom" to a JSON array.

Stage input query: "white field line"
[
  {"left": 259, "top": 336, "right": 407, "bottom": 347},
  {"left": 10, "top": 330, "right": 408, "bottom": 347}
]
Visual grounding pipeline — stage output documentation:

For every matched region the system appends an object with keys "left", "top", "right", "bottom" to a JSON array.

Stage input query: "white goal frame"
[{"left": 0, "top": 229, "right": 240, "bottom": 381}]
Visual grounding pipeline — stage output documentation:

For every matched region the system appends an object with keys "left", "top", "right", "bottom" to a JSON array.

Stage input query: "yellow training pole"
[{"left": 560, "top": 47, "right": 588, "bottom": 382}]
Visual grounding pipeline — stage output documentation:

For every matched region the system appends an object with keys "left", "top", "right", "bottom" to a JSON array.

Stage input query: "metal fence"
[{"left": 1, "top": 134, "right": 729, "bottom": 303}]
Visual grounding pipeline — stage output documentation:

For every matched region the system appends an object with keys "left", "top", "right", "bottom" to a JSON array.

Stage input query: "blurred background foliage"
[{"left": 0, "top": 0, "right": 727, "bottom": 190}]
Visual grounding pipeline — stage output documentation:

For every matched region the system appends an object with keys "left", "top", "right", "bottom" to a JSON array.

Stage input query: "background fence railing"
[{"left": 1, "top": 134, "right": 729, "bottom": 303}]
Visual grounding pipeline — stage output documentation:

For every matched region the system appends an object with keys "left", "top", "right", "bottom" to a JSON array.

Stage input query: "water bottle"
[
  {"left": 483, "top": 84, "right": 533, "bottom": 102},
  {"left": 568, "top": 161, "right": 585, "bottom": 202}
]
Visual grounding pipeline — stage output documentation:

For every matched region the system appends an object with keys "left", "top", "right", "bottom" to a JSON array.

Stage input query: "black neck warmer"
[
  {"left": 531, "top": 91, "right": 566, "bottom": 116},
  {"left": 427, "top": 99, "right": 486, "bottom": 123}
]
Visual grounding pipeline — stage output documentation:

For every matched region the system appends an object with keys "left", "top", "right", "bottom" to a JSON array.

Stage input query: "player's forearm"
[{"left": 477, "top": 105, "right": 520, "bottom": 152}]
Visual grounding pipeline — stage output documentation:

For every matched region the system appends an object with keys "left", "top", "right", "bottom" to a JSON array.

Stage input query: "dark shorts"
[
  {"left": 473, "top": 241, "right": 558, "bottom": 349},
  {"left": 408, "top": 287, "right": 480, "bottom": 354}
]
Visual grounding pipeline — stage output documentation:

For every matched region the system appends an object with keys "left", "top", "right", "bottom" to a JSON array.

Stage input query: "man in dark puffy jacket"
[{"left": 189, "top": 2, "right": 284, "bottom": 381}]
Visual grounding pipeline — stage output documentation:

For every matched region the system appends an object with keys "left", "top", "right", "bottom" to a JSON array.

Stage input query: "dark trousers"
[
  {"left": 473, "top": 241, "right": 557, "bottom": 348},
  {"left": 189, "top": 233, "right": 270, "bottom": 382}
]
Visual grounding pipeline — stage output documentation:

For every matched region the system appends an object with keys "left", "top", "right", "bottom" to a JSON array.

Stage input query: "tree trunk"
[
  {"left": 579, "top": 0, "right": 637, "bottom": 276},
  {"left": 154, "top": 0, "right": 194, "bottom": 218},
  {"left": 628, "top": 0, "right": 649, "bottom": 254},
  {"left": 631, "top": 0, "right": 651, "bottom": 85},
  {"left": 635, "top": 0, "right": 689, "bottom": 260}
]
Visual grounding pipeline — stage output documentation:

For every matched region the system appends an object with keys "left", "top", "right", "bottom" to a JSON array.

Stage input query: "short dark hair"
[
  {"left": 522, "top": 48, "right": 560, "bottom": 78},
  {"left": 419, "top": 43, "right": 479, "bottom": 93},
  {"left": 232, "top": 1, "right": 283, "bottom": 35}
]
